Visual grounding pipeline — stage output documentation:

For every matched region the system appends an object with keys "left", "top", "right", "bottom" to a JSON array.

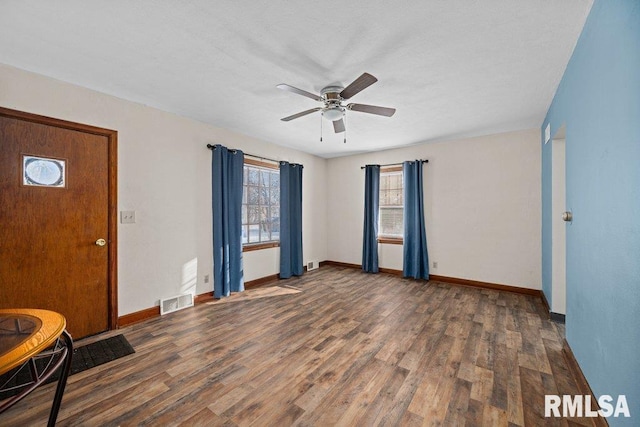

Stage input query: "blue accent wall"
[{"left": 542, "top": 0, "right": 640, "bottom": 423}]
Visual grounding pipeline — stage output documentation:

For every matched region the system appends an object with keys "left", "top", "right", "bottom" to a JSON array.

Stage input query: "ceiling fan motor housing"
[
  {"left": 321, "top": 86, "right": 344, "bottom": 121},
  {"left": 321, "top": 85, "right": 343, "bottom": 100}
]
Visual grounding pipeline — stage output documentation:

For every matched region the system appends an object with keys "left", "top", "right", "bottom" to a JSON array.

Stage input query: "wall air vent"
[
  {"left": 160, "top": 293, "right": 194, "bottom": 315},
  {"left": 307, "top": 261, "right": 319, "bottom": 271}
]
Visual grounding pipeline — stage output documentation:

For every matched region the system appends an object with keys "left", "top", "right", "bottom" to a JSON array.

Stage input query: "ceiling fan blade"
[
  {"left": 333, "top": 118, "right": 346, "bottom": 133},
  {"left": 347, "top": 103, "right": 396, "bottom": 117},
  {"left": 276, "top": 84, "right": 323, "bottom": 102},
  {"left": 340, "top": 73, "right": 378, "bottom": 99},
  {"left": 281, "top": 107, "right": 322, "bottom": 121}
]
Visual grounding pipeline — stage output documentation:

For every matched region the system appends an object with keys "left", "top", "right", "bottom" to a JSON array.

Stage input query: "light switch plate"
[{"left": 120, "top": 210, "right": 136, "bottom": 224}]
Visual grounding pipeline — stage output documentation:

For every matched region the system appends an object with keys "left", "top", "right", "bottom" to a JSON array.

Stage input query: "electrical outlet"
[
  {"left": 120, "top": 210, "right": 136, "bottom": 224},
  {"left": 432, "top": 261, "right": 438, "bottom": 269},
  {"left": 204, "top": 274, "right": 209, "bottom": 283}
]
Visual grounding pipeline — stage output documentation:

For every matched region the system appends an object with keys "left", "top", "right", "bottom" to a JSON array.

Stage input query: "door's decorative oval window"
[{"left": 23, "top": 155, "right": 66, "bottom": 187}]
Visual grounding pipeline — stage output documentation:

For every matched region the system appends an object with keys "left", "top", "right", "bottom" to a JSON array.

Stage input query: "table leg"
[{"left": 47, "top": 330, "right": 73, "bottom": 427}]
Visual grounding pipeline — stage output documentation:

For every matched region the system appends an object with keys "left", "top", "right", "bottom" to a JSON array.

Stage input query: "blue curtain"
[
  {"left": 279, "top": 162, "right": 303, "bottom": 278},
  {"left": 403, "top": 160, "right": 429, "bottom": 279},
  {"left": 362, "top": 165, "right": 380, "bottom": 273},
  {"left": 211, "top": 145, "right": 244, "bottom": 298}
]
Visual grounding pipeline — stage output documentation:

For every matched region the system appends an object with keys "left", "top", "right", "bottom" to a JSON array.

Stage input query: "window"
[
  {"left": 379, "top": 168, "right": 403, "bottom": 241},
  {"left": 242, "top": 160, "right": 280, "bottom": 248}
]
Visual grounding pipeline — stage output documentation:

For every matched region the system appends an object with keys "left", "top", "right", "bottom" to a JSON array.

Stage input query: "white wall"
[
  {"left": 0, "top": 63, "right": 328, "bottom": 315},
  {"left": 326, "top": 129, "right": 541, "bottom": 289}
]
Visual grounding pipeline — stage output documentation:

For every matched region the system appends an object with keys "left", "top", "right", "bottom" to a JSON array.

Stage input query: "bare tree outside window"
[{"left": 242, "top": 164, "right": 280, "bottom": 244}]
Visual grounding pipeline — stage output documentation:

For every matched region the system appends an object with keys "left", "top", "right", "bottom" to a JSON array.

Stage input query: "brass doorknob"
[{"left": 95, "top": 238, "right": 107, "bottom": 246}]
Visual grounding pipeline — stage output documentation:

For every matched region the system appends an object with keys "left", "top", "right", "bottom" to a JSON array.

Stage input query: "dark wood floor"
[{"left": 1, "top": 266, "right": 596, "bottom": 426}]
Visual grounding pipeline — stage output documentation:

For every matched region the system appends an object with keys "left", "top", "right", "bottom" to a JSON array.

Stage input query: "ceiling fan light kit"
[
  {"left": 323, "top": 106, "right": 344, "bottom": 121},
  {"left": 277, "top": 72, "right": 396, "bottom": 142}
]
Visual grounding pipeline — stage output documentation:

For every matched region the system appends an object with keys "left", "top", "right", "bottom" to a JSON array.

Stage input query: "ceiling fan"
[{"left": 277, "top": 72, "right": 396, "bottom": 135}]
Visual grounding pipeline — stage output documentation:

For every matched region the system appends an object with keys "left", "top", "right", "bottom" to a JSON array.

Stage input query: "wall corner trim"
[{"left": 541, "top": 290, "right": 551, "bottom": 313}]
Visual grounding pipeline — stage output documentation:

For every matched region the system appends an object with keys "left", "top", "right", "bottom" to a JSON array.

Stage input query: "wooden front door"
[{"left": 0, "top": 108, "right": 117, "bottom": 339}]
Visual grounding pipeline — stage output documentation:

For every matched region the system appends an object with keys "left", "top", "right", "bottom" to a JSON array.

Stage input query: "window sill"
[
  {"left": 243, "top": 242, "right": 280, "bottom": 252},
  {"left": 378, "top": 237, "right": 403, "bottom": 245}
]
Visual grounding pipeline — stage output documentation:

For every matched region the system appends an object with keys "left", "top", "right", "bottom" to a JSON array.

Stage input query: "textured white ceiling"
[{"left": 0, "top": 0, "right": 593, "bottom": 158}]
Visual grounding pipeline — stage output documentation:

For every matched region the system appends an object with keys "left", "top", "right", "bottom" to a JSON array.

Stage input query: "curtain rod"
[
  {"left": 206, "top": 144, "right": 279, "bottom": 164},
  {"left": 360, "top": 159, "right": 429, "bottom": 169}
]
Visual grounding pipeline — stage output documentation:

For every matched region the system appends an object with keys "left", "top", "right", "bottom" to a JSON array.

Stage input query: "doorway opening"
[{"left": 551, "top": 125, "right": 566, "bottom": 317}]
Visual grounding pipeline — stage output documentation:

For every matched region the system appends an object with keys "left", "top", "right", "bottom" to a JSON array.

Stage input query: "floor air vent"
[{"left": 160, "top": 293, "right": 194, "bottom": 315}]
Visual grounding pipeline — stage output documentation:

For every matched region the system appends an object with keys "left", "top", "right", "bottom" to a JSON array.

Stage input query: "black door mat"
[{"left": 0, "top": 334, "right": 135, "bottom": 400}]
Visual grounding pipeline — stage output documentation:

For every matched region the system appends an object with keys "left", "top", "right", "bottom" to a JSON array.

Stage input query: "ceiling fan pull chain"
[
  {"left": 320, "top": 112, "right": 323, "bottom": 142},
  {"left": 344, "top": 113, "right": 347, "bottom": 144}
]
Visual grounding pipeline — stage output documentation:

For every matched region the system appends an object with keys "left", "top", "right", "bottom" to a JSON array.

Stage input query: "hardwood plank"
[
  {"left": 466, "top": 398, "right": 485, "bottom": 426},
  {"left": 442, "top": 378, "right": 472, "bottom": 426},
  {"left": 506, "top": 346, "right": 525, "bottom": 426},
  {"left": 179, "top": 408, "right": 232, "bottom": 427},
  {"left": 360, "top": 365, "right": 411, "bottom": 425}
]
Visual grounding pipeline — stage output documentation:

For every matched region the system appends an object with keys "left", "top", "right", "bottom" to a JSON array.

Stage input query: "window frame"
[
  {"left": 378, "top": 166, "right": 404, "bottom": 244},
  {"left": 242, "top": 158, "right": 280, "bottom": 252}
]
